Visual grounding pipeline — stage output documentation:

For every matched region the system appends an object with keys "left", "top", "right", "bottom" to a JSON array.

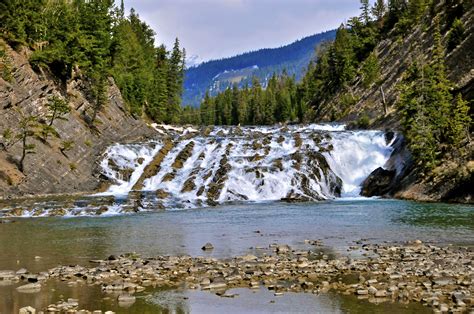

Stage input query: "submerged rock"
[
  {"left": 10, "top": 241, "right": 468, "bottom": 312},
  {"left": 118, "top": 294, "right": 136, "bottom": 306},
  {"left": 201, "top": 242, "right": 214, "bottom": 251},
  {"left": 16, "top": 283, "right": 41, "bottom": 293}
]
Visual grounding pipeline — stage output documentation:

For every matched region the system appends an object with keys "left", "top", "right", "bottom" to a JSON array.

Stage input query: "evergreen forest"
[{"left": 0, "top": 0, "right": 186, "bottom": 124}]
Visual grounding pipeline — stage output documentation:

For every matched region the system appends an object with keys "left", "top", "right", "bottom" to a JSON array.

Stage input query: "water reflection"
[
  {"left": 394, "top": 200, "right": 474, "bottom": 230},
  {"left": 0, "top": 282, "right": 431, "bottom": 314}
]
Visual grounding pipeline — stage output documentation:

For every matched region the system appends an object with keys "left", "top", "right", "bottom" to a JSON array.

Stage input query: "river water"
[
  {"left": 1, "top": 124, "right": 473, "bottom": 312},
  {"left": 0, "top": 199, "right": 473, "bottom": 313}
]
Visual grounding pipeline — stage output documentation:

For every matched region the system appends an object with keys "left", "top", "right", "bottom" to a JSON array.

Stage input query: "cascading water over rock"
[
  {"left": 0, "top": 124, "right": 395, "bottom": 217},
  {"left": 98, "top": 124, "right": 395, "bottom": 210}
]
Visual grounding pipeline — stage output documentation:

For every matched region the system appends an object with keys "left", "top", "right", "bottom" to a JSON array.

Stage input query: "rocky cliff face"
[
  {"left": 362, "top": 134, "right": 473, "bottom": 203},
  {"left": 0, "top": 40, "right": 157, "bottom": 198}
]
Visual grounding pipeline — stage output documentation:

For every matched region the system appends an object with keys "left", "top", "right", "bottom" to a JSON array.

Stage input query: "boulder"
[
  {"left": 155, "top": 189, "right": 170, "bottom": 199},
  {"left": 201, "top": 243, "right": 214, "bottom": 251},
  {"left": 96, "top": 206, "right": 108, "bottom": 215},
  {"left": 361, "top": 167, "right": 396, "bottom": 197},
  {"left": 19, "top": 306, "right": 36, "bottom": 314}
]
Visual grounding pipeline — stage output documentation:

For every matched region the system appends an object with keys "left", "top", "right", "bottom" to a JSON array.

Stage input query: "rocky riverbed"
[{"left": 3, "top": 240, "right": 473, "bottom": 313}]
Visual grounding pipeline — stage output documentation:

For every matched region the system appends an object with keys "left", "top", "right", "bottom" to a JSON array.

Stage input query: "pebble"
[{"left": 1, "top": 241, "right": 472, "bottom": 312}]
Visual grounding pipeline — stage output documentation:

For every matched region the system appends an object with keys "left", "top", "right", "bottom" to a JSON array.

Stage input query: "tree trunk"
[
  {"left": 380, "top": 86, "right": 387, "bottom": 115},
  {"left": 19, "top": 133, "right": 26, "bottom": 173},
  {"left": 49, "top": 108, "right": 57, "bottom": 126}
]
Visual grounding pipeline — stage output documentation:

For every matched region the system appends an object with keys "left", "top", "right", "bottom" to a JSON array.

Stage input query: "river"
[
  {"left": 0, "top": 199, "right": 473, "bottom": 312},
  {"left": 0, "top": 124, "right": 473, "bottom": 312}
]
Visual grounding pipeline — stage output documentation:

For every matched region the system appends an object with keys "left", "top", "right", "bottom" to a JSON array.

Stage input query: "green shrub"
[
  {"left": 447, "top": 18, "right": 465, "bottom": 51},
  {"left": 0, "top": 44, "right": 13, "bottom": 82}
]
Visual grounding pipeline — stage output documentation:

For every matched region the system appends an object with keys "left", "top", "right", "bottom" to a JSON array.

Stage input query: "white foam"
[{"left": 97, "top": 125, "right": 393, "bottom": 207}]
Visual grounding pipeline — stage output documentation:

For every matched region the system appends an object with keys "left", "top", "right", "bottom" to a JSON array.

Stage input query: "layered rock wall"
[{"left": 0, "top": 40, "right": 156, "bottom": 198}]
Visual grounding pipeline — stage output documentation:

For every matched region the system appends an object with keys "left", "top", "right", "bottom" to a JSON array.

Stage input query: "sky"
[{"left": 120, "top": 0, "right": 363, "bottom": 63}]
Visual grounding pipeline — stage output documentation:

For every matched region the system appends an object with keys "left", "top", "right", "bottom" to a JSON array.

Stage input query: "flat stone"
[
  {"left": 357, "top": 289, "right": 369, "bottom": 295},
  {"left": 439, "top": 303, "right": 449, "bottom": 312},
  {"left": 118, "top": 295, "right": 135, "bottom": 302},
  {"left": 200, "top": 278, "right": 211, "bottom": 285},
  {"left": 433, "top": 277, "right": 454, "bottom": 286},
  {"left": 208, "top": 282, "right": 227, "bottom": 290},
  {"left": 16, "top": 283, "right": 41, "bottom": 293},
  {"left": 0, "top": 270, "right": 15, "bottom": 280},
  {"left": 241, "top": 254, "right": 258, "bottom": 261},
  {"left": 368, "top": 286, "right": 378, "bottom": 295}
]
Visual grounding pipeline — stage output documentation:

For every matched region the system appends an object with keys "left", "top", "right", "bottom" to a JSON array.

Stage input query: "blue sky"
[{"left": 120, "top": 0, "right": 363, "bottom": 62}]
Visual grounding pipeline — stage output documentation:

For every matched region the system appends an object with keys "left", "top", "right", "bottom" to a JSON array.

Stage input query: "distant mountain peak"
[
  {"left": 185, "top": 54, "right": 203, "bottom": 69},
  {"left": 183, "top": 30, "right": 336, "bottom": 107}
]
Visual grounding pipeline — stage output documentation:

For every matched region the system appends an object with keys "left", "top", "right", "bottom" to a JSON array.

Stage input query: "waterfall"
[
  {"left": 98, "top": 142, "right": 162, "bottom": 196},
  {"left": 98, "top": 124, "right": 394, "bottom": 210}
]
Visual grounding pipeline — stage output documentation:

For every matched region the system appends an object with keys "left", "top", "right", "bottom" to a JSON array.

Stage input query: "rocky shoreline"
[{"left": 3, "top": 241, "right": 473, "bottom": 313}]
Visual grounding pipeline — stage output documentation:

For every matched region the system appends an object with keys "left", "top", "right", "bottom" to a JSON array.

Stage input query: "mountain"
[
  {"left": 185, "top": 54, "right": 203, "bottom": 68},
  {"left": 183, "top": 30, "right": 336, "bottom": 107}
]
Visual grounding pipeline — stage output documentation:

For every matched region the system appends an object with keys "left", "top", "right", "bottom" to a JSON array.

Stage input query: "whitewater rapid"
[
  {"left": 98, "top": 124, "right": 394, "bottom": 209},
  {"left": 0, "top": 124, "right": 395, "bottom": 217}
]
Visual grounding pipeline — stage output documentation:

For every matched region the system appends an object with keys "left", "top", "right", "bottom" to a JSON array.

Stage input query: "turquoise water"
[{"left": 0, "top": 198, "right": 472, "bottom": 312}]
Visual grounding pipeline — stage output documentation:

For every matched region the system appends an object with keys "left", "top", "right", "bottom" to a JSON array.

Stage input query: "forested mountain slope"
[
  {"left": 314, "top": 3, "right": 473, "bottom": 129},
  {"left": 0, "top": 0, "right": 184, "bottom": 197},
  {"left": 312, "top": 1, "right": 473, "bottom": 203},
  {"left": 183, "top": 30, "right": 336, "bottom": 107},
  {"left": 0, "top": 40, "right": 155, "bottom": 197}
]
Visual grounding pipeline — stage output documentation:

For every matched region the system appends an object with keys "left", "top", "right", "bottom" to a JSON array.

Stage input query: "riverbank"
[{"left": 3, "top": 241, "right": 473, "bottom": 313}]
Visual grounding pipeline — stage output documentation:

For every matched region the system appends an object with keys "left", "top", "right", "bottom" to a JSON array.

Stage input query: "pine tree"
[
  {"left": 361, "top": 52, "right": 380, "bottom": 87},
  {"left": 329, "top": 25, "right": 356, "bottom": 91},
  {"left": 200, "top": 91, "right": 215, "bottom": 125},
  {"left": 46, "top": 96, "right": 70, "bottom": 127},
  {"left": 16, "top": 114, "right": 38, "bottom": 173},
  {"left": 397, "top": 19, "right": 469, "bottom": 171},
  {"left": 360, "top": 0, "right": 371, "bottom": 24},
  {"left": 231, "top": 84, "right": 241, "bottom": 125},
  {"left": 147, "top": 45, "right": 169, "bottom": 121},
  {"left": 448, "top": 94, "right": 471, "bottom": 148},
  {"left": 166, "top": 38, "right": 185, "bottom": 123},
  {"left": 372, "top": 0, "right": 387, "bottom": 27}
]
